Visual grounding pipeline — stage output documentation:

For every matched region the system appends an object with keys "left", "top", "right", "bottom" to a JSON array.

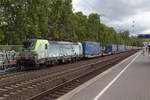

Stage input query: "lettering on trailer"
[{"left": 87, "top": 44, "right": 98, "bottom": 51}]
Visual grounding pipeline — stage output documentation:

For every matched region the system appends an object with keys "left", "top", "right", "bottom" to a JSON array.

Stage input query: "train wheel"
[
  {"left": 46, "top": 62, "right": 49, "bottom": 67},
  {"left": 74, "top": 58, "right": 77, "bottom": 62},
  {"left": 20, "top": 65, "right": 25, "bottom": 71},
  {"left": 72, "top": 58, "right": 76, "bottom": 63},
  {"left": 71, "top": 58, "right": 75, "bottom": 63},
  {"left": 35, "top": 64, "right": 40, "bottom": 69},
  {"left": 51, "top": 61, "right": 55, "bottom": 66}
]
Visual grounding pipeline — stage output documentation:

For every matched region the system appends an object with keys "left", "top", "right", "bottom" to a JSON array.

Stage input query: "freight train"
[{"left": 17, "top": 39, "right": 139, "bottom": 70}]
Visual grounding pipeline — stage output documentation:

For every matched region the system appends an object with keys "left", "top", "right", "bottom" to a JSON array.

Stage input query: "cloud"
[
  {"left": 140, "top": 29, "right": 150, "bottom": 34},
  {"left": 72, "top": 0, "right": 150, "bottom": 35}
]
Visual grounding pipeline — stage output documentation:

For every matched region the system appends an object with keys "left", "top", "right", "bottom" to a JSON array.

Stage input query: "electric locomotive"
[{"left": 17, "top": 39, "right": 83, "bottom": 70}]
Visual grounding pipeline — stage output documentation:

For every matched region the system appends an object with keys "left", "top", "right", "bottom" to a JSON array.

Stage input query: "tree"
[
  {"left": 87, "top": 13, "right": 100, "bottom": 41},
  {"left": 0, "top": 1, "right": 4, "bottom": 43},
  {"left": 119, "top": 30, "right": 130, "bottom": 45},
  {"left": 0, "top": 0, "right": 143, "bottom": 46}
]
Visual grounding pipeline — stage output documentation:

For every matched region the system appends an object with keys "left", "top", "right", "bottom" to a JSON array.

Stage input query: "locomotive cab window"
[{"left": 23, "top": 40, "right": 36, "bottom": 50}]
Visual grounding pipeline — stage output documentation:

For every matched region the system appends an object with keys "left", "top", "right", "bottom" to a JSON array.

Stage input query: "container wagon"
[
  {"left": 125, "top": 46, "right": 128, "bottom": 51},
  {"left": 82, "top": 41, "right": 101, "bottom": 58},
  {"left": 117, "top": 45, "right": 122, "bottom": 53},
  {"left": 105, "top": 44, "right": 117, "bottom": 54}
]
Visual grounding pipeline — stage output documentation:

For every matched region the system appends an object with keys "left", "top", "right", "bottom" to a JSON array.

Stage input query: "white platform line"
[
  {"left": 93, "top": 52, "right": 140, "bottom": 100},
  {"left": 57, "top": 52, "right": 139, "bottom": 100}
]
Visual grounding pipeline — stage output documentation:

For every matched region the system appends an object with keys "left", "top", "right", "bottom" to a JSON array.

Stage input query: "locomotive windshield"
[{"left": 23, "top": 40, "right": 36, "bottom": 50}]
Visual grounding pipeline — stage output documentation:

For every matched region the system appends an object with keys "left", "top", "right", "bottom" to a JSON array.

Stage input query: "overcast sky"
[{"left": 72, "top": 0, "right": 150, "bottom": 35}]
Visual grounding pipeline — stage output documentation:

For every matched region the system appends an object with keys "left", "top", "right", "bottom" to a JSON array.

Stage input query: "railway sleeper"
[
  {"left": 65, "top": 85, "right": 77, "bottom": 88},
  {"left": 42, "top": 96, "right": 55, "bottom": 100},
  {"left": 52, "top": 91, "right": 65, "bottom": 95},
  {"left": 46, "top": 94, "right": 60, "bottom": 98},
  {"left": 63, "top": 87, "right": 74, "bottom": 90},
  {"left": 55, "top": 89, "right": 69, "bottom": 93}
]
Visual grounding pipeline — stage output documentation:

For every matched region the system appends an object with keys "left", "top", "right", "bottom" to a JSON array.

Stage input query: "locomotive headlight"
[
  {"left": 35, "top": 56, "right": 37, "bottom": 60},
  {"left": 34, "top": 54, "right": 38, "bottom": 60}
]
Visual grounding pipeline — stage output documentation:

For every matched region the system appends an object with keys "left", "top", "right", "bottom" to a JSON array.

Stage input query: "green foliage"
[
  {"left": 0, "top": 0, "right": 4, "bottom": 43},
  {"left": 0, "top": 0, "right": 142, "bottom": 46},
  {"left": 141, "top": 39, "right": 150, "bottom": 42},
  {"left": 130, "top": 36, "right": 143, "bottom": 46}
]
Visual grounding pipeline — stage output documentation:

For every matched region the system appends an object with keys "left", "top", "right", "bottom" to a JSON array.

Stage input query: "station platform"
[{"left": 57, "top": 51, "right": 150, "bottom": 100}]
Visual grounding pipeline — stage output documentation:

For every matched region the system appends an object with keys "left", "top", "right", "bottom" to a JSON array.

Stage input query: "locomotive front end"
[{"left": 17, "top": 40, "right": 37, "bottom": 69}]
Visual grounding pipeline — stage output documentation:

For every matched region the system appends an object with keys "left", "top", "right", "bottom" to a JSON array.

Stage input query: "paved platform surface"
[{"left": 57, "top": 52, "right": 150, "bottom": 100}]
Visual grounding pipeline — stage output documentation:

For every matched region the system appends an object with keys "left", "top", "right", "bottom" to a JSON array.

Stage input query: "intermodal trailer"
[
  {"left": 125, "top": 46, "right": 128, "bottom": 51},
  {"left": 128, "top": 46, "right": 132, "bottom": 51},
  {"left": 105, "top": 44, "right": 117, "bottom": 54},
  {"left": 117, "top": 45, "right": 122, "bottom": 53},
  {"left": 82, "top": 41, "right": 101, "bottom": 58},
  {"left": 120, "top": 45, "right": 125, "bottom": 52}
]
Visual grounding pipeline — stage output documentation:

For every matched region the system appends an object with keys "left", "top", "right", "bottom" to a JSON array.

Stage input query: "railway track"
[
  {"left": 28, "top": 56, "right": 122, "bottom": 100},
  {"left": 0, "top": 54, "right": 110, "bottom": 80},
  {"left": 28, "top": 50, "right": 138, "bottom": 100},
  {"left": 0, "top": 53, "right": 118, "bottom": 89},
  {"left": 0, "top": 50, "right": 138, "bottom": 100},
  {"left": 0, "top": 55, "right": 115, "bottom": 89}
]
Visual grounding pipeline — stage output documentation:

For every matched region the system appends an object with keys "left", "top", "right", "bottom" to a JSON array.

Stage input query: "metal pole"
[{"left": 98, "top": 15, "right": 101, "bottom": 43}]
